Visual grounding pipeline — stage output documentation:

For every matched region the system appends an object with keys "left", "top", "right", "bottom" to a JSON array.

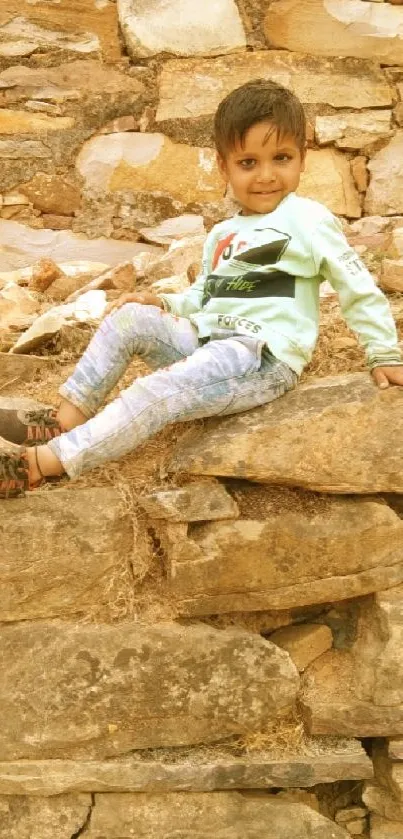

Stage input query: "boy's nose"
[{"left": 256, "top": 164, "right": 276, "bottom": 182}]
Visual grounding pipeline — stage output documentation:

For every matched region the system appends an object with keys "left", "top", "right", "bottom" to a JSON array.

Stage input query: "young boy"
[{"left": 1, "top": 78, "right": 403, "bottom": 498}]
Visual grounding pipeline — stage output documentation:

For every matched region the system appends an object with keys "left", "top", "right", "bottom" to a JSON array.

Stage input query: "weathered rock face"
[
  {"left": 171, "top": 373, "right": 403, "bottom": 493},
  {"left": 0, "top": 488, "right": 133, "bottom": 621},
  {"left": 365, "top": 133, "right": 403, "bottom": 215},
  {"left": 298, "top": 148, "right": 361, "bottom": 217},
  {"left": 0, "top": 1, "right": 121, "bottom": 62},
  {"left": 0, "top": 622, "right": 298, "bottom": 759},
  {"left": 118, "top": 0, "right": 246, "bottom": 58},
  {"left": 0, "top": 742, "right": 373, "bottom": 795},
  {"left": 139, "top": 480, "right": 239, "bottom": 522},
  {"left": 162, "top": 497, "right": 403, "bottom": 614},
  {"left": 315, "top": 111, "right": 393, "bottom": 149},
  {"left": 84, "top": 793, "right": 350, "bottom": 839},
  {"left": 264, "top": 0, "right": 403, "bottom": 64},
  {"left": 0, "top": 793, "right": 92, "bottom": 839}
]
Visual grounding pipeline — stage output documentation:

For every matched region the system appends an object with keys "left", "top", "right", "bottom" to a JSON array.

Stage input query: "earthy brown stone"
[
  {"left": 389, "top": 742, "right": 403, "bottom": 761},
  {"left": 0, "top": 353, "right": 55, "bottom": 389},
  {"left": 370, "top": 815, "right": 403, "bottom": 838},
  {"left": 41, "top": 215, "right": 74, "bottom": 231},
  {"left": 270, "top": 625, "right": 333, "bottom": 671},
  {"left": 315, "top": 111, "right": 392, "bottom": 149},
  {"left": 298, "top": 148, "right": 361, "bottom": 217},
  {"left": 146, "top": 236, "right": 205, "bottom": 280},
  {"left": 77, "top": 133, "right": 222, "bottom": 206},
  {"left": 140, "top": 480, "right": 239, "bottom": 522},
  {"left": 0, "top": 744, "right": 373, "bottom": 795},
  {"left": 171, "top": 373, "right": 403, "bottom": 493},
  {"left": 118, "top": 0, "right": 246, "bottom": 58},
  {"left": 380, "top": 259, "right": 403, "bottom": 292},
  {"left": 165, "top": 498, "right": 403, "bottom": 614},
  {"left": 0, "top": 794, "right": 91, "bottom": 839},
  {"left": 0, "top": 1, "right": 121, "bottom": 62},
  {"left": 20, "top": 174, "right": 81, "bottom": 216},
  {"left": 0, "top": 110, "right": 74, "bottom": 134},
  {"left": 85, "top": 793, "right": 349, "bottom": 839},
  {"left": 10, "top": 290, "right": 107, "bottom": 353},
  {"left": 351, "top": 156, "right": 369, "bottom": 193},
  {"left": 264, "top": 0, "right": 403, "bottom": 64},
  {"left": 29, "top": 257, "right": 65, "bottom": 292},
  {"left": 0, "top": 487, "right": 133, "bottom": 621},
  {"left": 365, "top": 133, "right": 403, "bottom": 215},
  {"left": 363, "top": 782, "right": 403, "bottom": 822},
  {"left": 0, "top": 622, "right": 298, "bottom": 759}
]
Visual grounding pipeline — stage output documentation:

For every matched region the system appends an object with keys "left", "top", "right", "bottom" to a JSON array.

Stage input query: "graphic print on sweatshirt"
[{"left": 203, "top": 226, "right": 295, "bottom": 306}]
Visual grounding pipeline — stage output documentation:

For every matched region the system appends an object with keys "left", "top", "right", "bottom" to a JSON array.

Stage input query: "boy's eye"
[
  {"left": 275, "top": 153, "right": 292, "bottom": 162},
  {"left": 238, "top": 158, "right": 256, "bottom": 169}
]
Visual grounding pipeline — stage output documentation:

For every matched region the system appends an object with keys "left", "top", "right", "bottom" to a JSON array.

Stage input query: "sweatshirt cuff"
[{"left": 367, "top": 348, "right": 403, "bottom": 369}]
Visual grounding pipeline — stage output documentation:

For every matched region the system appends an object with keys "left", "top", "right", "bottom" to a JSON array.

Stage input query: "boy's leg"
[
  {"left": 0, "top": 304, "right": 199, "bottom": 444},
  {"left": 45, "top": 337, "right": 296, "bottom": 479}
]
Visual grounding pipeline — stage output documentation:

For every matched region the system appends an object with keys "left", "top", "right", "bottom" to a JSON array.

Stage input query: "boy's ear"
[{"left": 216, "top": 152, "right": 228, "bottom": 181}]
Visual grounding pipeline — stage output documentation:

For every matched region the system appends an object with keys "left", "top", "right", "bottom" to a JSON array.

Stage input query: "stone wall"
[{"left": 2, "top": 1, "right": 403, "bottom": 837}]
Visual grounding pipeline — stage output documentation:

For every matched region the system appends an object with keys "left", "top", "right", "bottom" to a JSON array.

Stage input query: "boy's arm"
[
  {"left": 158, "top": 233, "right": 214, "bottom": 317},
  {"left": 312, "top": 214, "right": 403, "bottom": 388}
]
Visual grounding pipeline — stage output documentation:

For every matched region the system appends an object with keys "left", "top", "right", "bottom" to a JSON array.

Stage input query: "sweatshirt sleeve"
[
  {"left": 158, "top": 232, "right": 214, "bottom": 318},
  {"left": 311, "top": 212, "right": 402, "bottom": 368}
]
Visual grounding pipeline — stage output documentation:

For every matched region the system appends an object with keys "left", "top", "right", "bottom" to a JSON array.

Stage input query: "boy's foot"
[
  {"left": 0, "top": 450, "right": 43, "bottom": 498},
  {"left": 0, "top": 407, "right": 62, "bottom": 447}
]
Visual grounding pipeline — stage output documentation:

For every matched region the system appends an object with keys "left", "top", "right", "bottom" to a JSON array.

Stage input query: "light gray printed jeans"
[{"left": 49, "top": 303, "right": 297, "bottom": 478}]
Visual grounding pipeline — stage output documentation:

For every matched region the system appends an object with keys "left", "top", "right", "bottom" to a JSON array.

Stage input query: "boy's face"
[{"left": 217, "top": 120, "right": 306, "bottom": 216}]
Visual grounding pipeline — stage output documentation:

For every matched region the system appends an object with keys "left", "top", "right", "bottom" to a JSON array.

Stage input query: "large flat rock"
[
  {"left": 171, "top": 373, "right": 403, "bottom": 493},
  {"left": 163, "top": 496, "right": 403, "bottom": 614},
  {"left": 0, "top": 793, "right": 91, "bottom": 839},
  {"left": 264, "top": 0, "right": 403, "bottom": 65},
  {"left": 0, "top": 743, "right": 372, "bottom": 794},
  {"left": 0, "top": 487, "right": 133, "bottom": 621},
  {"left": 366, "top": 133, "right": 403, "bottom": 216},
  {"left": 85, "top": 792, "right": 349, "bottom": 839},
  {"left": 0, "top": 622, "right": 298, "bottom": 759}
]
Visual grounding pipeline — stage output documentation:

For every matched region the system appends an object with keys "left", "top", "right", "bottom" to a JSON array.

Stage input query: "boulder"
[
  {"left": 365, "top": 133, "right": 403, "bottom": 215},
  {"left": 9, "top": 290, "right": 107, "bottom": 354},
  {"left": 118, "top": 0, "right": 246, "bottom": 58},
  {"left": 0, "top": 742, "right": 373, "bottom": 795},
  {"left": 85, "top": 793, "right": 349, "bottom": 839},
  {"left": 264, "top": 0, "right": 403, "bottom": 64},
  {"left": 0, "top": 622, "right": 298, "bottom": 759},
  {"left": 163, "top": 496, "right": 403, "bottom": 614},
  {"left": 140, "top": 480, "right": 239, "bottom": 522},
  {"left": 0, "top": 794, "right": 91, "bottom": 839},
  {"left": 270, "top": 625, "right": 333, "bottom": 672},
  {"left": 0, "top": 487, "right": 133, "bottom": 621},
  {"left": 171, "top": 373, "right": 403, "bottom": 493},
  {"left": 380, "top": 259, "right": 403, "bottom": 293},
  {"left": 19, "top": 174, "right": 81, "bottom": 216}
]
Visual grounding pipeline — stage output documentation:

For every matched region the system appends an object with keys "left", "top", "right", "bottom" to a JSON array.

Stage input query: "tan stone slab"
[
  {"left": 315, "top": 111, "right": 393, "bottom": 149},
  {"left": 270, "top": 625, "right": 333, "bottom": 671},
  {"left": 389, "top": 742, "right": 403, "bottom": 761},
  {"left": 0, "top": 487, "right": 133, "bottom": 621},
  {"left": 366, "top": 133, "right": 403, "bottom": 215},
  {"left": 156, "top": 52, "right": 392, "bottom": 122},
  {"left": 363, "top": 782, "right": 403, "bottom": 822},
  {"left": 0, "top": 746, "right": 373, "bottom": 795},
  {"left": 77, "top": 133, "right": 222, "bottom": 205},
  {"left": 140, "top": 481, "right": 239, "bottom": 522},
  {"left": 0, "top": 793, "right": 91, "bottom": 839},
  {"left": 370, "top": 815, "right": 403, "bottom": 838},
  {"left": 171, "top": 373, "right": 403, "bottom": 493},
  {"left": 380, "top": 260, "right": 403, "bottom": 293},
  {"left": 0, "top": 1, "right": 121, "bottom": 61},
  {"left": 118, "top": 0, "right": 246, "bottom": 58},
  {"left": 19, "top": 174, "right": 80, "bottom": 215},
  {"left": 0, "top": 110, "right": 74, "bottom": 134},
  {"left": 165, "top": 498, "right": 403, "bottom": 614},
  {"left": 85, "top": 793, "right": 349, "bottom": 839},
  {"left": 264, "top": 0, "right": 403, "bottom": 65},
  {"left": 298, "top": 148, "right": 361, "bottom": 218},
  {"left": 0, "top": 622, "right": 298, "bottom": 759},
  {"left": 0, "top": 353, "right": 56, "bottom": 388}
]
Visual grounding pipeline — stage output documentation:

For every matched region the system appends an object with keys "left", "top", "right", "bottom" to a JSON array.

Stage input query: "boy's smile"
[{"left": 217, "top": 121, "right": 306, "bottom": 216}]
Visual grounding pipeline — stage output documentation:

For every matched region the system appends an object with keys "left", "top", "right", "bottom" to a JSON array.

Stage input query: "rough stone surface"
[
  {"left": 315, "top": 111, "right": 392, "bottom": 149},
  {"left": 0, "top": 110, "right": 74, "bottom": 134},
  {"left": 76, "top": 133, "right": 222, "bottom": 206},
  {"left": 20, "top": 174, "right": 81, "bottom": 216},
  {"left": 0, "top": 487, "right": 133, "bottom": 621},
  {"left": 365, "top": 133, "right": 403, "bottom": 215},
  {"left": 10, "top": 290, "right": 106, "bottom": 353},
  {"left": 140, "top": 480, "right": 239, "bottom": 522},
  {"left": 157, "top": 52, "right": 392, "bottom": 124},
  {"left": 118, "top": 0, "right": 246, "bottom": 58},
  {"left": 171, "top": 373, "right": 403, "bottom": 493},
  {"left": 0, "top": 353, "right": 55, "bottom": 389},
  {"left": 380, "top": 259, "right": 403, "bottom": 293},
  {"left": 0, "top": 744, "right": 373, "bottom": 795},
  {"left": 364, "top": 782, "right": 403, "bottom": 822},
  {"left": 85, "top": 793, "right": 349, "bottom": 839},
  {"left": 298, "top": 148, "right": 361, "bottom": 217},
  {"left": 0, "top": 793, "right": 91, "bottom": 839},
  {"left": 0, "top": 622, "right": 298, "bottom": 759},
  {"left": 0, "top": 2, "right": 121, "bottom": 62},
  {"left": 370, "top": 816, "right": 403, "bottom": 838},
  {"left": 270, "top": 625, "right": 333, "bottom": 671},
  {"left": 164, "top": 498, "right": 403, "bottom": 614},
  {"left": 351, "top": 156, "right": 369, "bottom": 193},
  {"left": 264, "top": 0, "right": 403, "bottom": 64},
  {"left": 0, "top": 219, "right": 157, "bottom": 271}
]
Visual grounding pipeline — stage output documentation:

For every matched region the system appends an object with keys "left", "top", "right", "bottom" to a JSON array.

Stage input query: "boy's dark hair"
[{"left": 214, "top": 79, "right": 306, "bottom": 158}]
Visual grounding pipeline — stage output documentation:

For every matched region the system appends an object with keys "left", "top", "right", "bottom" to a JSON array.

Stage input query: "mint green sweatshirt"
[{"left": 160, "top": 193, "right": 401, "bottom": 376}]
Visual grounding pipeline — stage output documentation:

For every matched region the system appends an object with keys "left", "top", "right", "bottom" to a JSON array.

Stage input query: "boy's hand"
[
  {"left": 371, "top": 366, "right": 403, "bottom": 389},
  {"left": 105, "top": 291, "right": 164, "bottom": 315}
]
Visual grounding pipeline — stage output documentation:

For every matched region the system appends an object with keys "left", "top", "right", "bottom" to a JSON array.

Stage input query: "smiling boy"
[{"left": 1, "top": 78, "right": 402, "bottom": 497}]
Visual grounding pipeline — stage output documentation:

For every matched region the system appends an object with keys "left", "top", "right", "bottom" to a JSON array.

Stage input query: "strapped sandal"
[
  {"left": 0, "top": 450, "right": 30, "bottom": 499},
  {"left": 0, "top": 407, "right": 62, "bottom": 447}
]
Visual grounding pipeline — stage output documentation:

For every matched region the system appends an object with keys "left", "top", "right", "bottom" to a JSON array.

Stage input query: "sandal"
[{"left": 0, "top": 407, "right": 62, "bottom": 447}]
